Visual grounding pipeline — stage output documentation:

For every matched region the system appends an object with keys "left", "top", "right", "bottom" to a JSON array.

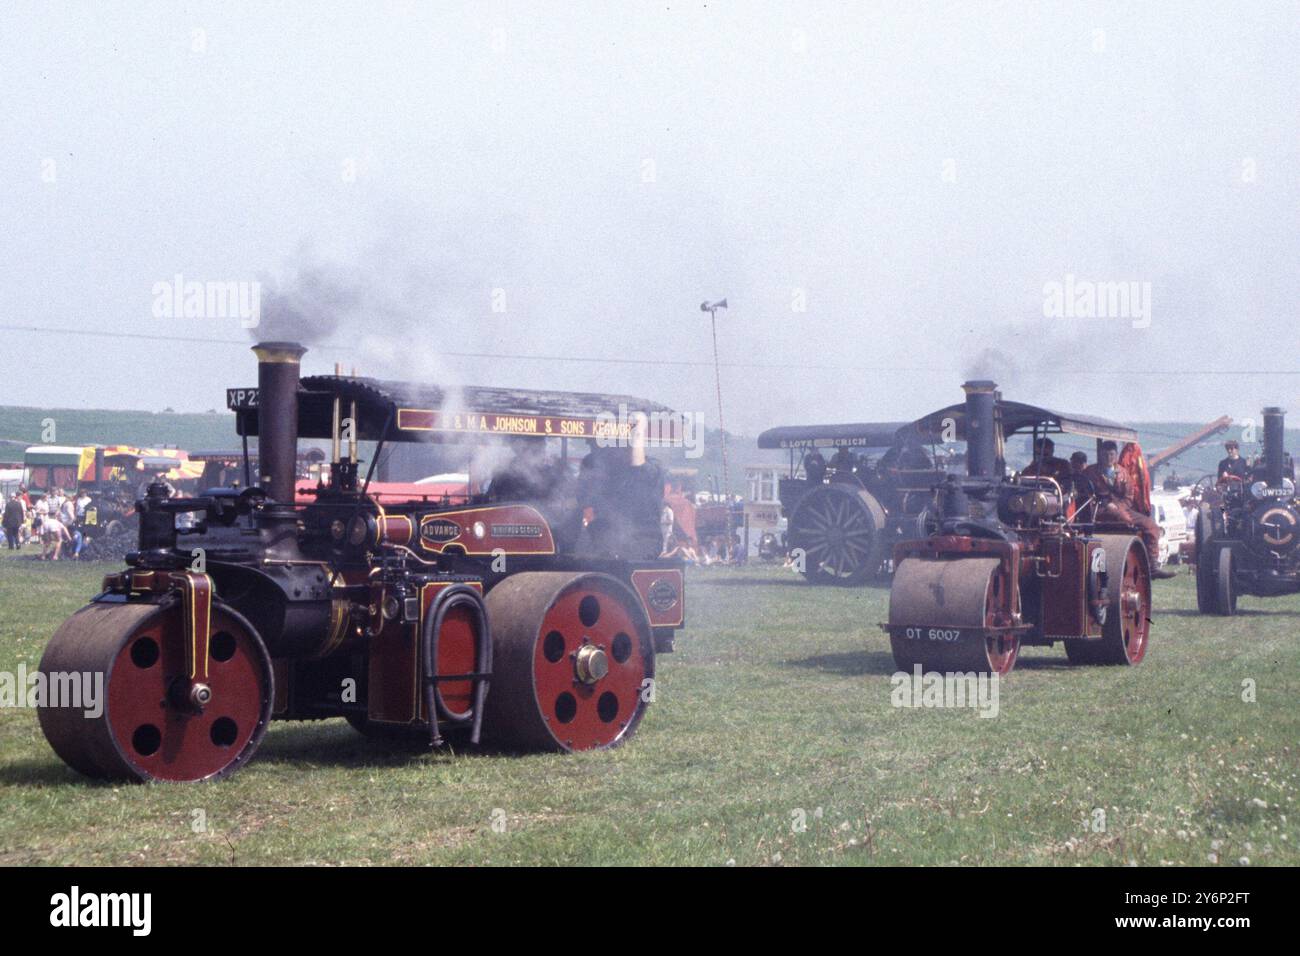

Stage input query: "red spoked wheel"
[
  {"left": 984, "top": 630, "right": 1021, "bottom": 675},
  {"left": 38, "top": 599, "right": 273, "bottom": 782},
  {"left": 482, "top": 572, "right": 654, "bottom": 752},
  {"left": 1066, "top": 535, "right": 1151, "bottom": 666}
]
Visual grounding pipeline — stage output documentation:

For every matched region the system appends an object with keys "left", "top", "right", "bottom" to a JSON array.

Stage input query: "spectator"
[
  {"left": 39, "top": 514, "right": 73, "bottom": 560},
  {"left": 58, "top": 491, "right": 76, "bottom": 528},
  {"left": 663, "top": 534, "right": 699, "bottom": 565},
  {"left": 74, "top": 488, "right": 92, "bottom": 519},
  {"left": 68, "top": 524, "right": 85, "bottom": 560},
  {"left": 660, "top": 503, "right": 676, "bottom": 555},
  {"left": 2, "top": 492, "right": 25, "bottom": 549}
]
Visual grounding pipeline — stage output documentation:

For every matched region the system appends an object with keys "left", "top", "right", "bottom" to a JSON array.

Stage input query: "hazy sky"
[{"left": 2, "top": 1, "right": 1297, "bottom": 437}]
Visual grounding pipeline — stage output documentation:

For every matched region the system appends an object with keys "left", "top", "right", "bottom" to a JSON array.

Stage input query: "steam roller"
[
  {"left": 34, "top": 340, "right": 689, "bottom": 782},
  {"left": 883, "top": 380, "right": 1156, "bottom": 675}
]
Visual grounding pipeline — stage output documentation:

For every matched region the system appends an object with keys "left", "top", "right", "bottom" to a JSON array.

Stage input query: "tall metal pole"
[{"left": 701, "top": 299, "right": 731, "bottom": 560}]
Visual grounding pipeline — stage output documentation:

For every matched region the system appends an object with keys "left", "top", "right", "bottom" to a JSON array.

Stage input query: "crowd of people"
[
  {"left": 1, "top": 484, "right": 93, "bottom": 560},
  {"left": 1015, "top": 436, "right": 1173, "bottom": 577},
  {"left": 801, "top": 442, "right": 936, "bottom": 486}
]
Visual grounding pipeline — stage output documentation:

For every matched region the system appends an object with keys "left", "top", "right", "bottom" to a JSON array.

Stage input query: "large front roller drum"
[
  {"left": 789, "top": 484, "right": 887, "bottom": 586},
  {"left": 1065, "top": 535, "right": 1151, "bottom": 666},
  {"left": 38, "top": 600, "right": 273, "bottom": 782},
  {"left": 889, "top": 557, "right": 1020, "bottom": 675},
  {"left": 482, "top": 572, "right": 653, "bottom": 752}
]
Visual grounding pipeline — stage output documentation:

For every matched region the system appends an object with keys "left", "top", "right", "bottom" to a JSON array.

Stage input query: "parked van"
[{"left": 1150, "top": 487, "right": 1193, "bottom": 565}]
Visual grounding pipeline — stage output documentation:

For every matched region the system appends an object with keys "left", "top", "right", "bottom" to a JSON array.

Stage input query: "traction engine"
[
  {"left": 1195, "top": 406, "right": 1300, "bottom": 614},
  {"left": 884, "top": 382, "right": 1153, "bottom": 675},
  {"left": 37, "top": 342, "right": 687, "bottom": 781},
  {"left": 755, "top": 422, "right": 954, "bottom": 585}
]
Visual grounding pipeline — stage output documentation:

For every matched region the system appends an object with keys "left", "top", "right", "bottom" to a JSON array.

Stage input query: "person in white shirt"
[
  {"left": 660, "top": 504, "right": 675, "bottom": 555},
  {"left": 40, "top": 515, "right": 72, "bottom": 560}
]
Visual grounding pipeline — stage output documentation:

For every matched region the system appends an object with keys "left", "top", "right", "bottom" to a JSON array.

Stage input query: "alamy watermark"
[
  {"left": 151, "top": 273, "right": 261, "bottom": 327},
  {"left": 50, "top": 886, "right": 151, "bottom": 936},
  {"left": 1043, "top": 274, "right": 1151, "bottom": 329},
  {"left": 594, "top": 403, "right": 705, "bottom": 459},
  {"left": 890, "top": 665, "right": 1000, "bottom": 718},
  {"left": 0, "top": 665, "right": 103, "bottom": 718}
]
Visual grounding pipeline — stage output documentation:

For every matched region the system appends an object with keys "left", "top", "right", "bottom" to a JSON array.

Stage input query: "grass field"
[{"left": 0, "top": 549, "right": 1296, "bottom": 866}]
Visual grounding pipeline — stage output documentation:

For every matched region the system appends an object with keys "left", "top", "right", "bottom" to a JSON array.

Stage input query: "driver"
[
  {"left": 829, "top": 445, "right": 857, "bottom": 476},
  {"left": 1020, "top": 437, "right": 1071, "bottom": 486},
  {"left": 1218, "top": 440, "right": 1250, "bottom": 482},
  {"left": 803, "top": 448, "right": 827, "bottom": 484},
  {"left": 1085, "top": 440, "right": 1173, "bottom": 578}
]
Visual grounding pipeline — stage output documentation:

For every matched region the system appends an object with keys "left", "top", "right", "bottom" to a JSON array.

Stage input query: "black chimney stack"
[
  {"left": 253, "top": 341, "right": 306, "bottom": 503},
  {"left": 963, "top": 380, "right": 999, "bottom": 479},
  {"left": 1262, "top": 406, "right": 1286, "bottom": 487}
]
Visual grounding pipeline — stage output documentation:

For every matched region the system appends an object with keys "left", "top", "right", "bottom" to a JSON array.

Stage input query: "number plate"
[{"left": 901, "top": 626, "right": 963, "bottom": 642}]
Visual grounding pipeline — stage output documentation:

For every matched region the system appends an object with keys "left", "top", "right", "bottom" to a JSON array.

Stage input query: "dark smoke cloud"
[
  {"left": 959, "top": 318, "right": 1173, "bottom": 423},
  {"left": 256, "top": 256, "right": 367, "bottom": 345}
]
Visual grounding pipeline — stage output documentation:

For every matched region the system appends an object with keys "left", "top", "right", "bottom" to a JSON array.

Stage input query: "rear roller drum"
[
  {"left": 38, "top": 599, "right": 273, "bottom": 782},
  {"left": 1065, "top": 535, "right": 1151, "bottom": 666},
  {"left": 482, "top": 572, "right": 653, "bottom": 752},
  {"left": 889, "top": 557, "right": 1020, "bottom": 676}
]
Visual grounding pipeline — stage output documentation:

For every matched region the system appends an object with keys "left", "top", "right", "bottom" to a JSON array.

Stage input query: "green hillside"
[{"left": 0, "top": 405, "right": 236, "bottom": 455}]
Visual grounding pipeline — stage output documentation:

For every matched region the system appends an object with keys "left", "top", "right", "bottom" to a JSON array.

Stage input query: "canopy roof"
[
  {"left": 23, "top": 446, "right": 88, "bottom": 464},
  {"left": 229, "top": 376, "right": 686, "bottom": 445},
  {"left": 759, "top": 399, "right": 1137, "bottom": 454},
  {"left": 757, "top": 422, "right": 911, "bottom": 451},
  {"left": 899, "top": 400, "right": 1138, "bottom": 444}
]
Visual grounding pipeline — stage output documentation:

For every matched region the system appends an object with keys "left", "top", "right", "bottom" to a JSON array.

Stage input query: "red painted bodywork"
[
  {"left": 630, "top": 568, "right": 685, "bottom": 628},
  {"left": 415, "top": 504, "right": 555, "bottom": 556},
  {"left": 366, "top": 580, "right": 484, "bottom": 726}
]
